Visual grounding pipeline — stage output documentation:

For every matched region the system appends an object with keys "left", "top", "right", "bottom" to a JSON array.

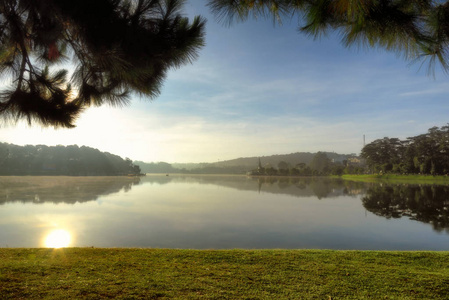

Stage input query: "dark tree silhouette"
[
  {"left": 208, "top": 0, "right": 449, "bottom": 73},
  {"left": 0, "top": 0, "right": 205, "bottom": 127}
]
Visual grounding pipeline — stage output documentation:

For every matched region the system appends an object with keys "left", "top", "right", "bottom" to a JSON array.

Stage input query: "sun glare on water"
[{"left": 44, "top": 229, "right": 71, "bottom": 248}]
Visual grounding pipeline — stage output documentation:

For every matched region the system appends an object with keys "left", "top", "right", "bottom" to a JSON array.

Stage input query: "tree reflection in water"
[
  {"left": 4, "top": 174, "right": 449, "bottom": 236},
  {"left": 0, "top": 176, "right": 141, "bottom": 205},
  {"left": 362, "top": 184, "right": 449, "bottom": 233}
]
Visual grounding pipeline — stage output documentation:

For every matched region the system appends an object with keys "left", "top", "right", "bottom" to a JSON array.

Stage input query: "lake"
[{"left": 0, "top": 175, "right": 448, "bottom": 250}]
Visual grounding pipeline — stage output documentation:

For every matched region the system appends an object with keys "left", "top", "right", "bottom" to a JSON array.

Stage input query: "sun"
[{"left": 44, "top": 229, "right": 71, "bottom": 248}]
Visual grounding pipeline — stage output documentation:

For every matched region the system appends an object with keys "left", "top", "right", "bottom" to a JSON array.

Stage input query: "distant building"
[
  {"left": 348, "top": 157, "right": 361, "bottom": 164},
  {"left": 347, "top": 156, "right": 365, "bottom": 166}
]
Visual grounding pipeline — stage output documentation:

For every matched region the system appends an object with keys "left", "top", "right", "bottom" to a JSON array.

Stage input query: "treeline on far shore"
[
  {"left": 361, "top": 124, "right": 449, "bottom": 175},
  {"left": 137, "top": 124, "right": 449, "bottom": 177},
  {"left": 137, "top": 152, "right": 365, "bottom": 176},
  {"left": 133, "top": 161, "right": 251, "bottom": 175},
  {"left": 0, "top": 143, "right": 141, "bottom": 176},
  {"left": 248, "top": 152, "right": 364, "bottom": 176}
]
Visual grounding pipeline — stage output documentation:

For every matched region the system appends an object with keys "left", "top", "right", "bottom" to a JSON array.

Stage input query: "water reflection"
[
  {"left": 1, "top": 175, "right": 448, "bottom": 249},
  {"left": 362, "top": 183, "right": 449, "bottom": 232},
  {"left": 0, "top": 176, "right": 141, "bottom": 205},
  {"left": 141, "top": 175, "right": 369, "bottom": 199},
  {"left": 142, "top": 175, "right": 449, "bottom": 234}
]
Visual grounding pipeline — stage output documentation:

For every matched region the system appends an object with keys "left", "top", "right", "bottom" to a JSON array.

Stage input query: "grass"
[
  {"left": 340, "top": 174, "right": 449, "bottom": 184},
  {"left": 1, "top": 248, "right": 449, "bottom": 299}
]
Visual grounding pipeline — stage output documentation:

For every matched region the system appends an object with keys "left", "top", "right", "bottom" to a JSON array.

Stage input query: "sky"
[{"left": 1, "top": 1, "right": 449, "bottom": 163}]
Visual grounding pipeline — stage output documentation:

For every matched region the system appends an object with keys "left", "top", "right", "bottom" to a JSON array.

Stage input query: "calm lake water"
[{"left": 0, "top": 175, "right": 448, "bottom": 250}]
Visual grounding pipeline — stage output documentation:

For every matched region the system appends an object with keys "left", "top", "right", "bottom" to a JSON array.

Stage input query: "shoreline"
[{"left": 340, "top": 174, "right": 449, "bottom": 184}]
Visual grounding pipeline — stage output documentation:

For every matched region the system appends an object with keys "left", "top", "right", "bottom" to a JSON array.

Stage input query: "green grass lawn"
[
  {"left": 340, "top": 174, "right": 449, "bottom": 184},
  {"left": 1, "top": 248, "right": 448, "bottom": 299}
]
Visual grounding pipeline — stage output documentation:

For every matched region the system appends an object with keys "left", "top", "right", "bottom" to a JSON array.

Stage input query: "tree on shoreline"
[
  {"left": 0, "top": 142, "right": 142, "bottom": 175},
  {"left": 361, "top": 125, "right": 449, "bottom": 175}
]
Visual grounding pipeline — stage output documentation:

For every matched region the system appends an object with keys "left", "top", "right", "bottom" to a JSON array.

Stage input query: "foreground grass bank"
[
  {"left": 341, "top": 174, "right": 449, "bottom": 184},
  {"left": 1, "top": 249, "right": 448, "bottom": 299}
]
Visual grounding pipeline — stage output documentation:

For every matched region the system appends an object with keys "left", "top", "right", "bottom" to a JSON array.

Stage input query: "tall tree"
[
  {"left": 406, "top": 126, "right": 449, "bottom": 174},
  {"left": 0, "top": 0, "right": 205, "bottom": 127},
  {"left": 361, "top": 137, "right": 405, "bottom": 172},
  {"left": 361, "top": 125, "right": 449, "bottom": 175},
  {"left": 208, "top": 0, "right": 449, "bottom": 73},
  {"left": 310, "top": 151, "right": 330, "bottom": 174}
]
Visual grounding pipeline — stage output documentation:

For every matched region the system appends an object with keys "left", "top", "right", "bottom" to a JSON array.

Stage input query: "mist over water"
[{"left": 0, "top": 175, "right": 448, "bottom": 250}]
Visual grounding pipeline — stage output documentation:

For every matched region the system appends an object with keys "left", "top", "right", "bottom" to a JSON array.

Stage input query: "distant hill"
[
  {"left": 0, "top": 142, "right": 141, "bottom": 176},
  {"left": 210, "top": 152, "right": 353, "bottom": 168},
  {"left": 136, "top": 151, "right": 358, "bottom": 174}
]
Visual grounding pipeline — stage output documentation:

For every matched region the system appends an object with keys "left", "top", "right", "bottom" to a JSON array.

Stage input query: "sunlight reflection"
[{"left": 44, "top": 229, "right": 72, "bottom": 248}]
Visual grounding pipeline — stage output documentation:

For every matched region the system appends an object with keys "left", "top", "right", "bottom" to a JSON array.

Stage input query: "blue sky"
[{"left": 1, "top": 1, "right": 449, "bottom": 163}]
